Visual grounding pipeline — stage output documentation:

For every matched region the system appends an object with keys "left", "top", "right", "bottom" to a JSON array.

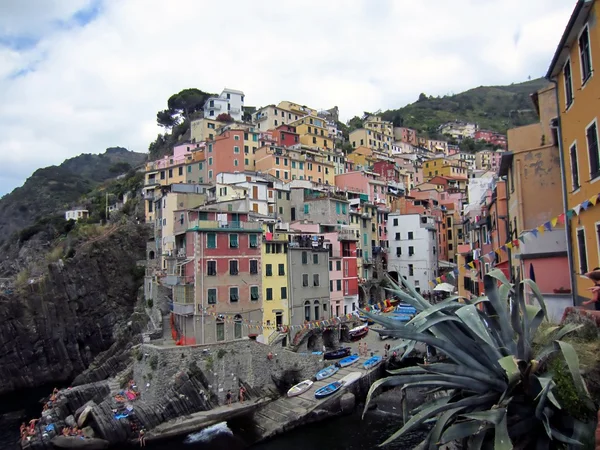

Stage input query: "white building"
[
  {"left": 204, "top": 88, "right": 245, "bottom": 121},
  {"left": 65, "top": 208, "right": 89, "bottom": 221},
  {"left": 252, "top": 105, "right": 304, "bottom": 131},
  {"left": 438, "top": 121, "right": 478, "bottom": 141},
  {"left": 387, "top": 213, "right": 438, "bottom": 293}
]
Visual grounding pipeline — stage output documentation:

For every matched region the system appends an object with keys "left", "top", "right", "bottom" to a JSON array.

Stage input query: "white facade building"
[
  {"left": 387, "top": 213, "right": 438, "bottom": 293},
  {"left": 65, "top": 209, "right": 89, "bottom": 221},
  {"left": 204, "top": 88, "right": 245, "bottom": 121}
]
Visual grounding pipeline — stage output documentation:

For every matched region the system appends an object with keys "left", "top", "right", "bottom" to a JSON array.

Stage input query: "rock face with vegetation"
[
  {"left": 0, "top": 221, "right": 149, "bottom": 396},
  {"left": 0, "top": 147, "right": 146, "bottom": 247},
  {"left": 379, "top": 77, "right": 550, "bottom": 136}
]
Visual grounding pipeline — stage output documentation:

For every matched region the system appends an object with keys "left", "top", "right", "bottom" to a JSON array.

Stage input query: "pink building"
[{"left": 206, "top": 130, "right": 245, "bottom": 183}]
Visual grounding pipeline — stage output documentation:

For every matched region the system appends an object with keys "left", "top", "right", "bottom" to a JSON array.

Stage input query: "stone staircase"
[{"left": 108, "top": 379, "right": 121, "bottom": 395}]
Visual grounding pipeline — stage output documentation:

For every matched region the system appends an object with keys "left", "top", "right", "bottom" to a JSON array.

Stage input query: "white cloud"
[{"left": 0, "top": 0, "right": 574, "bottom": 196}]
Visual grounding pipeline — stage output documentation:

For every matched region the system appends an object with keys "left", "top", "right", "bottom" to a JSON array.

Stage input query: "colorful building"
[
  {"left": 546, "top": 0, "right": 600, "bottom": 302},
  {"left": 290, "top": 115, "right": 334, "bottom": 150}
]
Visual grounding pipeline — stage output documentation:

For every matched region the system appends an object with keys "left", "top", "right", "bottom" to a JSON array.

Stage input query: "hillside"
[
  {"left": 381, "top": 78, "right": 550, "bottom": 137},
  {"left": 0, "top": 147, "right": 147, "bottom": 245}
]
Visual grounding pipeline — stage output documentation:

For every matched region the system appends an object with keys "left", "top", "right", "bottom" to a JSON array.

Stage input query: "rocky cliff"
[{"left": 0, "top": 222, "right": 149, "bottom": 396}]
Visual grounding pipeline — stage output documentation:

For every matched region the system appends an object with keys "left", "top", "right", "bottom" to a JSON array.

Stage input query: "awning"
[{"left": 434, "top": 282, "right": 455, "bottom": 293}]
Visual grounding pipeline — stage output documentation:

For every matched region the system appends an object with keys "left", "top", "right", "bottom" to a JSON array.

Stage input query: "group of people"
[
  {"left": 19, "top": 419, "right": 39, "bottom": 442},
  {"left": 61, "top": 426, "right": 84, "bottom": 438},
  {"left": 357, "top": 341, "right": 370, "bottom": 357},
  {"left": 226, "top": 386, "right": 247, "bottom": 406}
]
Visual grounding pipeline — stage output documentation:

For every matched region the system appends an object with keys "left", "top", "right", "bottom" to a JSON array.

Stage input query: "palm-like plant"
[{"left": 363, "top": 269, "right": 596, "bottom": 449}]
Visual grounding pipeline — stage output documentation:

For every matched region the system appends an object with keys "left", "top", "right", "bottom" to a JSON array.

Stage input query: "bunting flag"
[{"left": 432, "top": 193, "right": 599, "bottom": 287}]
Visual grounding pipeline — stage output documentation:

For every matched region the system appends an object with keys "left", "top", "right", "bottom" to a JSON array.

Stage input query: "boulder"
[
  {"left": 77, "top": 404, "right": 94, "bottom": 428},
  {"left": 65, "top": 415, "right": 76, "bottom": 428}
]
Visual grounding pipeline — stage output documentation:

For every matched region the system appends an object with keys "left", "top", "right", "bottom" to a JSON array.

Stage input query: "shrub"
[
  {"left": 147, "top": 298, "right": 154, "bottom": 309},
  {"left": 217, "top": 349, "right": 227, "bottom": 359},
  {"left": 148, "top": 354, "right": 158, "bottom": 370},
  {"left": 363, "top": 270, "right": 596, "bottom": 448}
]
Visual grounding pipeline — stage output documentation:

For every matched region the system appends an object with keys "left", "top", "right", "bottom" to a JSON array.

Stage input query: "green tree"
[{"left": 347, "top": 116, "right": 364, "bottom": 131}]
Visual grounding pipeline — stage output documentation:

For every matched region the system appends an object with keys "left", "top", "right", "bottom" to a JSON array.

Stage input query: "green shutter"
[
  {"left": 336, "top": 202, "right": 341, "bottom": 214},
  {"left": 207, "top": 233, "right": 216, "bottom": 248}
]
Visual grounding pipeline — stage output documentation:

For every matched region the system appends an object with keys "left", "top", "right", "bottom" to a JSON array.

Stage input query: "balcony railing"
[
  {"left": 266, "top": 232, "right": 289, "bottom": 242},
  {"left": 288, "top": 235, "right": 329, "bottom": 250},
  {"left": 172, "top": 302, "right": 195, "bottom": 316},
  {"left": 188, "top": 220, "right": 262, "bottom": 231},
  {"left": 338, "top": 229, "right": 358, "bottom": 241}
]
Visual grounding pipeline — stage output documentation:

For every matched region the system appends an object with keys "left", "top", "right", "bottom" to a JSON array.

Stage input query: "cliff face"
[{"left": 0, "top": 222, "right": 149, "bottom": 396}]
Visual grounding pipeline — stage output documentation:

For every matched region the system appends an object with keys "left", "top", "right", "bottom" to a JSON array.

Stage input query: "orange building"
[{"left": 546, "top": 0, "right": 600, "bottom": 302}]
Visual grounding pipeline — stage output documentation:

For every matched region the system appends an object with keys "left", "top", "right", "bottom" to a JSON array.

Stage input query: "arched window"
[
  {"left": 234, "top": 314, "right": 242, "bottom": 340},
  {"left": 304, "top": 301, "right": 311, "bottom": 322},
  {"left": 149, "top": 250, "right": 155, "bottom": 260},
  {"left": 313, "top": 300, "right": 320, "bottom": 321}
]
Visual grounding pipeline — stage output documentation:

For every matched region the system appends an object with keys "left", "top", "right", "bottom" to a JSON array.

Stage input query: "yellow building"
[
  {"left": 190, "top": 117, "right": 221, "bottom": 143},
  {"left": 547, "top": 0, "right": 600, "bottom": 301},
  {"left": 277, "top": 101, "right": 316, "bottom": 117},
  {"left": 423, "top": 157, "right": 469, "bottom": 181},
  {"left": 262, "top": 226, "right": 290, "bottom": 342},
  {"left": 290, "top": 115, "right": 334, "bottom": 150},
  {"left": 350, "top": 115, "right": 394, "bottom": 153}
]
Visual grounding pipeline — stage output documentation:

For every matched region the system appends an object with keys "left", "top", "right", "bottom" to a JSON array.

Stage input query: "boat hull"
[
  {"left": 324, "top": 347, "right": 351, "bottom": 360},
  {"left": 315, "top": 365, "right": 339, "bottom": 380},
  {"left": 363, "top": 355, "right": 382, "bottom": 370},
  {"left": 287, "top": 380, "right": 313, "bottom": 397},
  {"left": 315, "top": 381, "right": 343, "bottom": 399},
  {"left": 338, "top": 354, "right": 360, "bottom": 368}
]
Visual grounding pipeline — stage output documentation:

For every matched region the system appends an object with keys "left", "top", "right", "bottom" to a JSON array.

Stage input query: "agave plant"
[{"left": 362, "top": 269, "right": 596, "bottom": 449}]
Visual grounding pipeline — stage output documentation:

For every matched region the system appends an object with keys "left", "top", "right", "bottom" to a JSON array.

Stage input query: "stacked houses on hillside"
[{"left": 144, "top": 76, "right": 588, "bottom": 347}]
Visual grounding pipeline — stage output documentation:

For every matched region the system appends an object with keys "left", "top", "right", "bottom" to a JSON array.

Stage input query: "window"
[
  {"left": 336, "top": 260, "right": 341, "bottom": 271},
  {"left": 408, "top": 232, "right": 414, "bottom": 240},
  {"left": 234, "top": 135, "right": 240, "bottom": 141},
  {"left": 302, "top": 274, "right": 309, "bottom": 287},
  {"left": 169, "top": 168, "right": 173, "bottom": 178},
  {"left": 336, "top": 279, "right": 342, "bottom": 291},
  {"left": 281, "top": 287, "right": 287, "bottom": 299},
  {"left": 408, "top": 264, "right": 414, "bottom": 276},
  {"left": 395, "top": 232, "right": 400, "bottom": 240},
  {"left": 249, "top": 234, "right": 258, "bottom": 247},
  {"left": 586, "top": 121, "right": 599, "bottom": 179},
  {"left": 278, "top": 263, "right": 285, "bottom": 276},
  {"left": 344, "top": 280, "right": 349, "bottom": 295},
  {"left": 250, "top": 286, "right": 259, "bottom": 301},
  {"left": 266, "top": 288, "right": 273, "bottom": 301},
  {"left": 329, "top": 261, "right": 333, "bottom": 271},
  {"left": 570, "top": 142, "right": 580, "bottom": 190},
  {"left": 579, "top": 25, "right": 593, "bottom": 83},
  {"left": 304, "top": 204, "right": 309, "bottom": 214},
  {"left": 207, "top": 260, "right": 217, "bottom": 276},
  {"left": 447, "top": 229, "right": 453, "bottom": 240},
  {"left": 313, "top": 274, "right": 320, "bottom": 286},
  {"left": 564, "top": 59, "right": 574, "bottom": 107},
  {"left": 229, "top": 260, "right": 238, "bottom": 275},
  {"left": 302, "top": 251, "right": 308, "bottom": 264},
  {"left": 304, "top": 301, "right": 311, "bottom": 321},
  {"left": 313, "top": 253, "right": 319, "bottom": 264},
  {"left": 178, "top": 166, "right": 183, "bottom": 176},
  {"left": 577, "top": 228, "right": 588, "bottom": 274},
  {"left": 266, "top": 264, "right": 273, "bottom": 276},
  {"left": 207, "top": 288, "right": 217, "bottom": 305},
  {"left": 330, "top": 280, "right": 334, "bottom": 292},
  {"left": 230, "top": 287, "right": 239, "bottom": 302},
  {"left": 229, "top": 234, "right": 238, "bottom": 248},
  {"left": 207, "top": 233, "right": 216, "bottom": 249},
  {"left": 408, "top": 246, "right": 414, "bottom": 256},
  {"left": 396, "top": 247, "right": 401, "bottom": 257},
  {"left": 250, "top": 259, "right": 258, "bottom": 274},
  {"left": 208, "top": 157, "right": 213, "bottom": 165},
  {"left": 314, "top": 301, "right": 320, "bottom": 320}
]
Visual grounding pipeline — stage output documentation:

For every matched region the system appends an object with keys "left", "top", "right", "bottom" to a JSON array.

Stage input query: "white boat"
[
  {"left": 339, "top": 372, "right": 362, "bottom": 387},
  {"left": 287, "top": 380, "right": 314, "bottom": 397}
]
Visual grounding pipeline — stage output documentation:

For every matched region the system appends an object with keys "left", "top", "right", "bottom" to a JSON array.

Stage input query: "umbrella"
[{"left": 433, "top": 282, "right": 455, "bottom": 293}]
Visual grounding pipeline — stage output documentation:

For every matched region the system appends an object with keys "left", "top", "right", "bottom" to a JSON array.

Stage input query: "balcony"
[
  {"left": 266, "top": 232, "right": 289, "bottom": 242},
  {"left": 255, "top": 114, "right": 268, "bottom": 121},
  {"left": 338, "top": 229, "right": 358, "bottom": 241},
  {"left": 162, "top": 274, "right": 194, "bottom": 286},
  {"left": 144, "top": 190, "right": 155, "bottom": 200},
  {"left": 188, "top": 220, "right": 263, "bottom": 231},
  {"left": 230, "top": 107, "right": 241, "bottom": 115},
  {"left": 288, "top": 235, "right": 329, "bottom": 250},
  {"left": 172, "top": 302, "right": 195, "bottom": 316}
]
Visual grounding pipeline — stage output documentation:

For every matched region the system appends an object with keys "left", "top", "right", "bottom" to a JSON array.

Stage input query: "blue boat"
[
  {"left": 389, "top": 314, "right": 412, "bottom": 322},
  {"left": 315, "top": 365, "right": 339, "bottom": 381},
  {"left": 315, "top": 381, "right": 343, "bottom": 399},
  {"left": 338, "top": 354, "right": 360, "bottom": 368},
  {"left": 363, "top": 355, "right": 382, "bottom": 370}
]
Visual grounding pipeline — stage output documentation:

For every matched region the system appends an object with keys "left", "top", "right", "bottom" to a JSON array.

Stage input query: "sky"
[{"left": 0, "top": 0, "right": 575, "bottom": 197}]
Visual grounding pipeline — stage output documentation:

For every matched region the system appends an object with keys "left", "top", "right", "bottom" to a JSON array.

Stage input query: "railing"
[
  {"left": 162, "top": 274, "right": 194, "bottom": 286},
  {"left": 288, "top": 235, "right": 328, "bottom": 250},
  {"left": 266, "top": 232, "right": 288, "bottom": 242},
  {"left": 338, "top": 229, "right": 358, "bottom": 241},
  {"left": 188, "top": 220, "right": 262, "bottom": 231}
]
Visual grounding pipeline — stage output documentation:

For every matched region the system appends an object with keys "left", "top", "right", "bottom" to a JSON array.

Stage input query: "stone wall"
[{"left": 134, "top": 339, "right": 323, "bottom": 406}]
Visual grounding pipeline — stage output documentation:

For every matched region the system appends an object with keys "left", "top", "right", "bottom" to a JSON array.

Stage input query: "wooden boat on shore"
[
  {"left": 363, "top": 355, "right": 382, "bottom": 370},
  {"left": 324, "top": 347, "right": 351, "bottom": 360},
  {"left": 315, "top": 381, "right": 343, "bottom": 399},
  {"left": 349, "top": 324, "right": 368, "bottom": 340},
  {"left": 338, "top": 354, "right": 359, "bottom": 368},
  {"left": 287, "top": 380, "right": 313, "bottom": 397},
  {"left": 315, "top": 365, "right": 339, "bottom": 380}
]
